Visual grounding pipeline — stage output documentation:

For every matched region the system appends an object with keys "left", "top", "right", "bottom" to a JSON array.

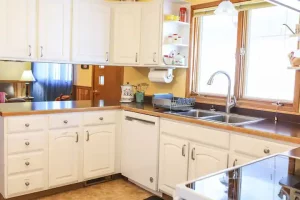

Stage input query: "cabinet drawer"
[
  {"left": 8, "top": 132, "right": 46, "bottom": 154},
  {"left": 83, "top": 111, "right": 116, "bottom": 126},
  {"left": 49, "top": 113, "right": 81, "bottom": 129},
  {"left": 160, "top": 119, "right": 230, "bottom": 149},
  {"left": 231, "top": 134, "right": 293, "bottom": 158},
  {"left": 7, "top": 171, "right": 44, "bottom": 197},
  {"left": 8, "top": 152, "right": 45, "bottom": 175},
  {"left": 7, "top": 116, "right": 46, "bottom": 133}
]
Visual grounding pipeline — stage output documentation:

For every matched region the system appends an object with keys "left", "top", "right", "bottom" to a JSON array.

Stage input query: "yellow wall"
[
  {"left": 191, "top": 0, "right": 216, "bottom": 5},
  {"left": 0, "top": 61, "right": 31, "bottom": 80},
  {"left": 73, "top": 65, "right": 93, "bottom": 87},
  {"left": 123, "top": 67, "right": 186, "bottom": 97}
]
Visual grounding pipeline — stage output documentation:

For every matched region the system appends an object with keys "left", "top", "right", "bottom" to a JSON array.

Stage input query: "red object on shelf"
[{"left": 179, "top": 7, "right": 187, "bottom": 22}]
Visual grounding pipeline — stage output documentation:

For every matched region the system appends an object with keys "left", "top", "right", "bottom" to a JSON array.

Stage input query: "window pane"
[
  {"left": 198, "top": 15, "right": 238, "bottom": 96},
  {"left": 244, "top": 6, "right": 299, "bottom": 102}
]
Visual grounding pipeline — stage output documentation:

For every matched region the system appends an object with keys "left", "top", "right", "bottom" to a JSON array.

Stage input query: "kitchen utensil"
[{"left": 120, "top": 82, "right": 135, "bottom": 103}]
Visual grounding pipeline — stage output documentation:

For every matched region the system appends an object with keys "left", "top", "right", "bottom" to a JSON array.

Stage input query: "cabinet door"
[
  {"left": 72, "top": 0, "right": 111, "bottom": 63},
  {"left": 83, "top": 124, "right": 115, "bottom": 180},
  {"left": 188, "top": 144, "right": 228, "bottom": 180},
  {"left": 0, "top": 0, "right": 36, "bottom": 60},
  {"left": 112, "top": 5, "right": 141, "bottom": 64},
  {"left": 159, "top": 134, "right": 188, "bottom": 196},
  {"left": 228, "top": 154, "right": 255, "bottom": 168},
  {"left": 38, "top": 0, "right": 71, "bottom": 61},
  {"left": 49, "top": 129, "right": 79, "bottom": 188},
  {"left": 140, "top": 4, "right": 161, "bottom": 65}
]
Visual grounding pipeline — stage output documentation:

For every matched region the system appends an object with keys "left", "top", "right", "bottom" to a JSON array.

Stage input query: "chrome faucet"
[{"left": 207, "top": 71, "right": 236, "bottom": 114}]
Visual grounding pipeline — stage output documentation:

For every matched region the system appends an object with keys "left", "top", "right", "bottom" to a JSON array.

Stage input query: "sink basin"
[
  {"left": 166, "top": 109, "right": 220, "bottom": 119},
  {"left": 205, "top": 114, "right": 264, "bottom": 126},
  {"left": 165, "top": 109, "right": 264, "bottom": 126}
]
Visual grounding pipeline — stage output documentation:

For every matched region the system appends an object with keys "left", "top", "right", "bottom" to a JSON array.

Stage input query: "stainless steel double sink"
[{"left": 165, "top": 109, "right": 264, "bottom": 126}]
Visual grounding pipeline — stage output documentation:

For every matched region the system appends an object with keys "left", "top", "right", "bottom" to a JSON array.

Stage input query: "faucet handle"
[{"left": 231, "top": 96, "right": 237, "bottom": 104}]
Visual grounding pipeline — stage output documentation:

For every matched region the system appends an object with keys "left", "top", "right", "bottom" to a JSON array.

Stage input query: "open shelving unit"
[{"left": 160, "top": 0, "right": 191, "bottom": 68}]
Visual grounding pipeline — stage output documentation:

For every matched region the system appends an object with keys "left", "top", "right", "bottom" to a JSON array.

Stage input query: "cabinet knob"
[
  {"left": 150, "top": 177, "right": 153, "bottom": 183},
  {"left": 25, "top": 182, "right": 30, "bottom": 186},
  {"left": 182, "top": 145, "right": 186, "bottom": 157},
  {"left": 264, "top": 148, "right": 270, "bottom": 154},
  {"left": 63, "top": 120, "right": 68, "bottom": 124},
  {"left": 135, "top": 53, "right": 138, "bottom": 63},
  {"left": 153, "top": 52, "right": 157, "bottom": 63},
  {"left": 25, "top": 123, "right": 30, "bottom": 127},
  {"left": 40, "top": 46, "right": 43, "bottom": 58},
  {"left": 25, "top": 161, "right": 30, "bottom": 166},
  {"left": 25, "top": 141, "right": 30, "bottom": 146},
  {"left": 28, "top": 45, "right": 32, "bottom": 57},
  {"left": 233, "top": 159, "right": 238, "bottom": 167},
  {"left": 99, "top": 117, "right": 104, "bottom": 121},
  {"left": 106, "top": 52, "right": 109, "bottom": 62}
]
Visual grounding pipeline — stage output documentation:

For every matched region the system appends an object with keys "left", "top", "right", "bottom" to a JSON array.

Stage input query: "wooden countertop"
[{"left": 1, "top": 101, "right": 300, "bottom": 144}]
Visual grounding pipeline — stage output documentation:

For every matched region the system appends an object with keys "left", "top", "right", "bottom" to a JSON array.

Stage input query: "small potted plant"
[{"left": 135, "top": 83, "right": 149, "bottom": 103}]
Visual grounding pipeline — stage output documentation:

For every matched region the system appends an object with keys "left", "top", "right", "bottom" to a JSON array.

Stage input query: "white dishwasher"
[{"left": 121, "top": 111, "right": 160, "bottom": 191}]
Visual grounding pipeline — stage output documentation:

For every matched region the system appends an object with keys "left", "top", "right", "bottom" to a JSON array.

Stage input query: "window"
[
  {"left": 197, "top": 15, "right": 238, "bottom": 96},
  {"left": 243, "top": 6, "right": 299, "bottom": 102},
  {"left": 190, "top": 2, "right": 300, "bottom": 112}
]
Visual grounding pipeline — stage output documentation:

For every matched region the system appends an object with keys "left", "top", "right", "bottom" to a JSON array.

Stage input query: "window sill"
[{"left": 192, "top": 95, "right": 300, "bottom": 115}]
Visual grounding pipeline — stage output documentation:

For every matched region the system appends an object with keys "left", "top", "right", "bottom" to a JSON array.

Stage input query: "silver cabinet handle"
[
  {"left": 106, "top": 52, "right": 109, "bottom": 62},
  {"left": 25, "top": 123, "right": 30, "bottom": 127},
  {"left": 135, "top": 53, "right": 138, "bottom": 63},
  {"left": 264, "top": 148, "right": 270, "bottom": 154},
  {"left": 25, "top": 161, "right": 30, "bottom": 166},
  {"left": 86, "top": 131, "right": 90, "bottom": 141},
  {"left": 28, "top": 45, "right": 32, "bottom": 57},
  {"left": 25, "top": 141, "right": 30, "bottom": 146},
  {"left": 99, "top": 117, "right": 103, "bottom": 121},
  {"left": 76, "top": 132, "right": 79, "bottom": 143},
  {"left": 153, "top": 52, "right": 157, "bottom": 63},
  {"left": 191, "top": 148, "right": 195, "bottom": 160},
  {"left": 40, "top": 46, "right": 43, "bottom": 57},
  {"left": 63, "top": 120, "right": 68, "bottom": 124},
  {"left": 25, "top": 182, "right": 30, "bottom": 186},
  {"left": 233, "top": 159, "right": 238, "bottom": 167},
  {"left": 182, "top": 145, "right": 186, "bottom": 157}
]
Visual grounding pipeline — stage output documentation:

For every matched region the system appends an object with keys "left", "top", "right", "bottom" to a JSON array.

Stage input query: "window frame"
[{"left": 188, "top": 1, "right": 300, "bottom": 113}]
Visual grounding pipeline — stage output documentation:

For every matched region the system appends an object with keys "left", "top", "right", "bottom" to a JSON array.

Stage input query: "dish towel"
[{"left": 0, "top": 92, "right": 6, "bottom": 103}]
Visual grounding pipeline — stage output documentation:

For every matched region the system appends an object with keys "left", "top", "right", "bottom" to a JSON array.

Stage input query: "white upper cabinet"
[
  {"left": 72, "top": 0, "right": 111, "bottom": 64},
  {"left": 49, "top": 128, "right": 79, "bottom": 188},
  {"left": 140, "top": 4, "right": 162, "bottom": 65},
  {"left": 112, "top": 5, "right": 141, "bottom": 64},
  {"left": 38, "top": 0, "right": 71, "bottom": 61},
  {"left": 83, "top": 125, "right": 115, "bottom": 180},
  {"left": 159, "top": 134, "right": 189, "bottom": 196},
  {"left": 0, "top": 0, "right": 36, "bottom": 60},
  {"left": 188, "top": 144, "right": 228, "bottom": 180}
]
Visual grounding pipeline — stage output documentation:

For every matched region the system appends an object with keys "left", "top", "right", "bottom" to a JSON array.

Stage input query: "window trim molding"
[{"left": 187, "top": 0, "right": 300, "bottom": 114}]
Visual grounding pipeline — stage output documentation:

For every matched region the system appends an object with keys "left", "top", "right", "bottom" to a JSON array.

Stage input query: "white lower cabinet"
[
  {"left": 49, "top": 128, "right": 80, "bottom": 188},
  {"left": 159, "top": 134, "right": 189, "bottom": 196},
  {"left": 83, "top": 125, "right": 115, "bottom": 180},
  {"left": 188, "top": 144, "right": 228, "bottom": 180}
]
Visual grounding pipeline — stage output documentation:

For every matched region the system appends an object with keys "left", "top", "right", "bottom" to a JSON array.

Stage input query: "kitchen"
[{"left": 0, "top": 0, "right": 300, "bottom": 200}]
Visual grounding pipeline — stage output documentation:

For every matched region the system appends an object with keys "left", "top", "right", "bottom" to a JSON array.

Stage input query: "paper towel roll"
[{"left": 148, "top": 69, "right": 173, "bottom": 83}]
